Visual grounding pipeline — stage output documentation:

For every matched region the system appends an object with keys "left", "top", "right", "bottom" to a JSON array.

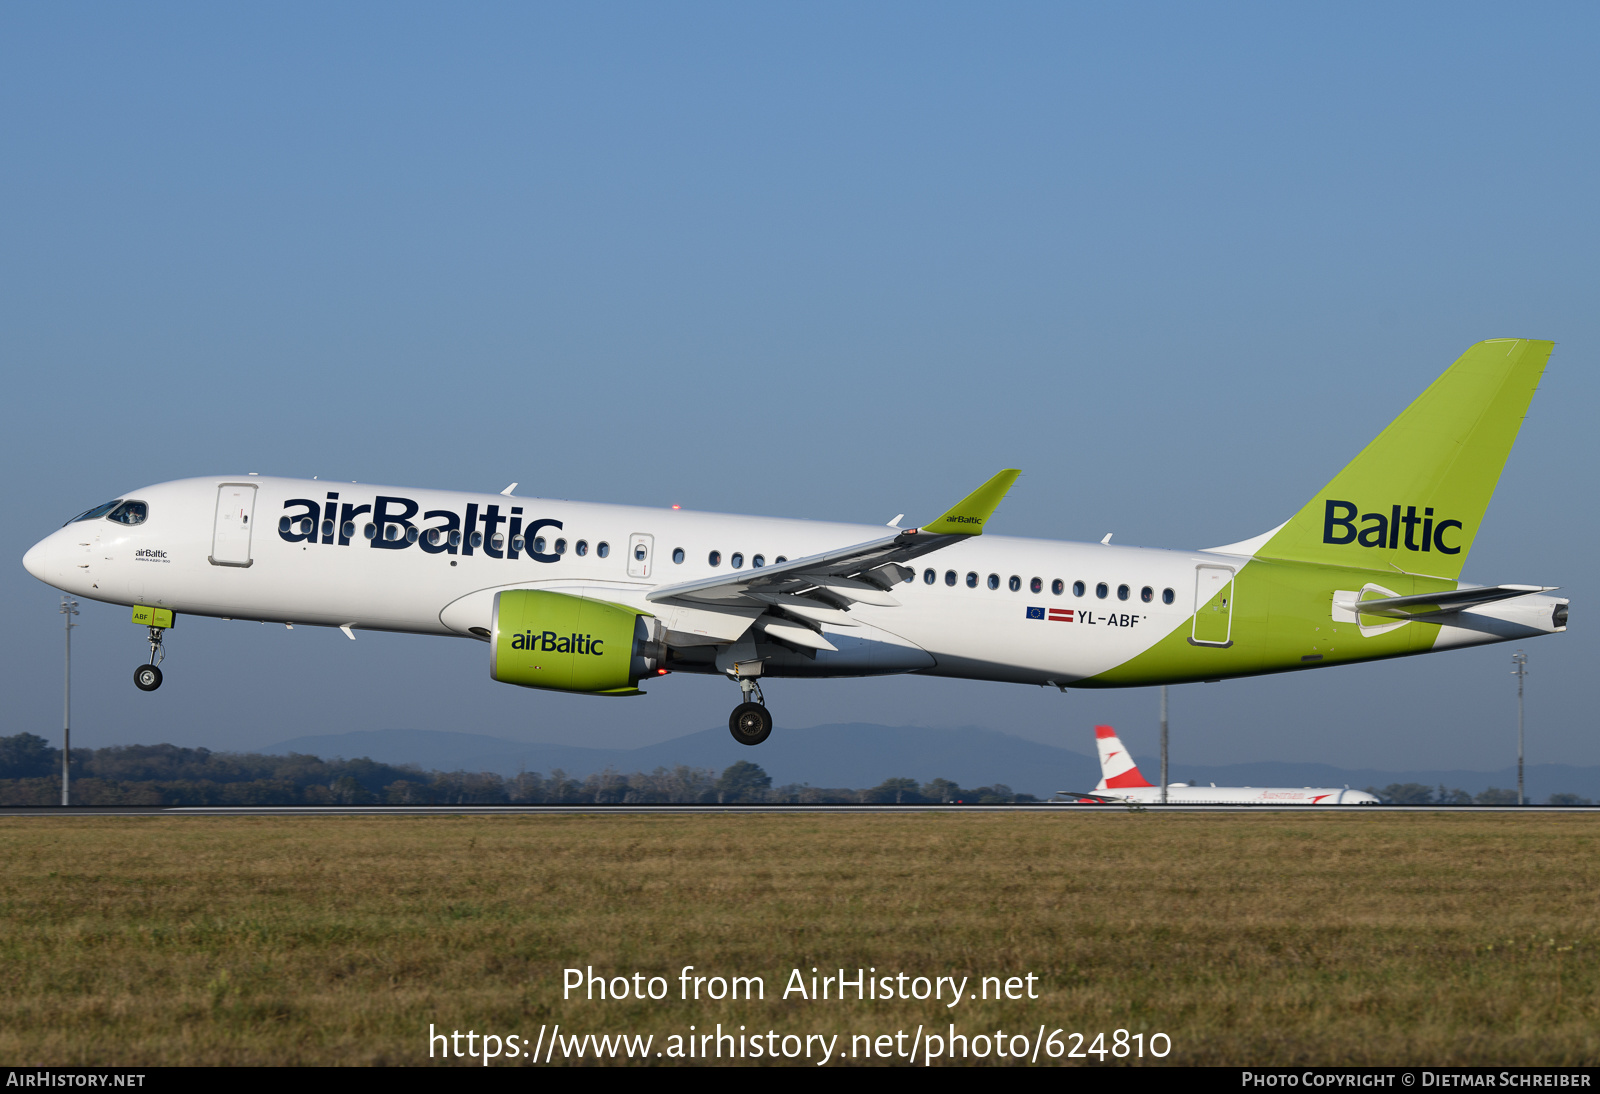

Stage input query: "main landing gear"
[
  {"left": 728, "top": 676, "right": 773, "bottom": 746},
  {"left": 134, "top": 626, "right": 166, "bottom": 692}
]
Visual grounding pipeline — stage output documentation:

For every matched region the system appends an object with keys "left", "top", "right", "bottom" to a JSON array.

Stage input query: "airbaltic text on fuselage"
[
  {"left": 1321, "top": 500, "right": 1463, "bottom": 554},
  {"left": 276, "top": 494, "right": 564, "bottom": 561}
]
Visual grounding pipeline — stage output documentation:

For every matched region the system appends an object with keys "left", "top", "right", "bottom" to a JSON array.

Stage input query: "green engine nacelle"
[{"left": 491, "top": 590, "right": 661, "bottom": 695}]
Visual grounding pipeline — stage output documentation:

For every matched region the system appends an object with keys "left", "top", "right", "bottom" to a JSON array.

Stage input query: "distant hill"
[
  {"left": 264, "top": 725, "right": 1103, "bottom": 795},
  {"left": 264, "top": 725, "right": 1600, "bottom": 801}
]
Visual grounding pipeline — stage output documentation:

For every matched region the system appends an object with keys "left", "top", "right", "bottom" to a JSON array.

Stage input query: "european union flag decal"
[{"left": 1025, "top": 606, "right": 1045, "bottom": 620}]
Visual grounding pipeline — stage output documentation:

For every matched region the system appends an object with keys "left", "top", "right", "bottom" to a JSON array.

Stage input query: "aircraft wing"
[
  {"left": 645, "top": 469, "right": 1020, "bottom": 612},
  {"left": 1334, "top": 584, "right": 1556, "bottom": 619}
]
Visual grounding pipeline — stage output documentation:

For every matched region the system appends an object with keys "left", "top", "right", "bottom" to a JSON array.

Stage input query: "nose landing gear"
[
  {"left": 728, "top": 675, "right": 773, "bottom": 746},
  {"left": 134, "top": 625, "right": 166, "bottom": 692}
]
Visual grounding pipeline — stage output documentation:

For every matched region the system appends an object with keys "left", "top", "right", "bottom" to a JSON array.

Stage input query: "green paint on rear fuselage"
[{"left": 1081, "top": 558, "right": 1457, "bottom": 687}]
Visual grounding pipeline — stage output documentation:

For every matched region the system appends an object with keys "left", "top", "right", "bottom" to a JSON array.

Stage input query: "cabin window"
[
  {"left": 597, "top": 541, "right": 610, "bottom": 558},
  {"left": 532, "top": 536, "right": 545, "bottom": 553},
  {"left": 1096, "top": 582, "right": 1108, "bottom": 599},
  {"left": 1162, "top": 587, "right": 1175, "bottom": 605},
  {"left": 510, "top": 535, "right": 523, "bottom": 551},
  {"left": 634, "top": 544, "right": 647, "bottom": 561},
  {"left": 945, "top": 570, "right": 957, "bottom": 586},
  {"left": 322, "top": 520, "right": 334, "bottom": 539},
  {"left": 470, "top": 531, "right": 483, "bottom": 548},
  {"left": 363, "top": 523, "right": 377, "bottom": 540},
  {"left": 752, "top": 555, "right": 765, "bottom": 568},
  {"left": 1117, "top": 584, "right": 1130, "bottom": 601},
  {"left": 987, "top": 574, "right": 1000, "bottom": 590},
  {"left": 775, "top": 556, "right": 787, "bottom": 564},
  {"left": 406, "top": 526, "right": 419, "bottom": 544},
  {"left": 966, "top": 572, "right": 978, "bottom": 588},
  {"left": 1030, "top": 577, "right": 1042, "bottom": 594},
  {"left": 1009, "top": 575, "right": 1022, "bottom": 592},
  {"left": 1052, "top": 579, "right": 1064, "bottom": 595},
  {"left": 576, "top": 540, "right": 588, "bottom": 556},
  {"left": 448, "top": 529, "right": 461, "bottom": 547},
  {"left": 708, "top": 550, "right": 721, "bottom": 566},
  {"left": 924, "top": 569, "right": 936, "bottom": 585},
  {"left": 731, "top": 552, "right": 744, "bottom": 569},
  {"left": 489, "top": 532, "right": 504, "bottom": 551},
  {"left": 555, "top": 538, "right": 567, "bottom": 555},
  {"left": 1073, "top": 580, "right": 1086, "bottom": 597},
  {"left": 1141, "top": 585, "right": 1153, "bottom": 603},
  {"left": 385, "top": 525, "right": 402, "bottom": 541},
  {"left": 672, "top": 547, "right": 685, "bottom": 564}
]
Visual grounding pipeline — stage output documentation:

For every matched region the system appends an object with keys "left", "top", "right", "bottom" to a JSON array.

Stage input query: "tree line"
[
  {"left": 0, "top": 733, "right": 1037, "bottom": 806},
  {"left": 1363, "top": 782, "right": 1591, "bottom": 806}
]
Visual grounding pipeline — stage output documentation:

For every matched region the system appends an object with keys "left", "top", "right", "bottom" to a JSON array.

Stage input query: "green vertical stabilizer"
[{"left": 1254, "top": 339, "right": 1552, "bottom": 579}]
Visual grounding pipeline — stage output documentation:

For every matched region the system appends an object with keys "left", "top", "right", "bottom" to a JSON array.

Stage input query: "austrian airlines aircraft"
[
  {"left": 1054, "top": 725, "right": 1381, "bottom": 805},
  {"left": 22, "top": 339, "right": 1568, "bottom": 746}
]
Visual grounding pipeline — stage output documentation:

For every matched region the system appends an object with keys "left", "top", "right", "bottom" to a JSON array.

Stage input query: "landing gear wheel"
[
  {"left": 729, "top": 702, "right": 773, "bottom": 746},
  {"left": 134, "top": 664, "right": 163, "bottom": 692}
]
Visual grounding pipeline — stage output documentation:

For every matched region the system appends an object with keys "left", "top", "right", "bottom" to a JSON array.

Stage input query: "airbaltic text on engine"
[{"left": 511, "top": 631, "right": 604, "bottom": 654}]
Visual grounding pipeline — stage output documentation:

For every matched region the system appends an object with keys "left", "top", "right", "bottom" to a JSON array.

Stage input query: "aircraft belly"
[{"left": 756, "top": 620, "right": 934, "bottom": 677}]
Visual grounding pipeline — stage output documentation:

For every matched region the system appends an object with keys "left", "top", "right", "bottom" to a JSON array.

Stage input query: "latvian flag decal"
[{"left": 1026, "top": 606, "right": 1074, "bottom": 622}]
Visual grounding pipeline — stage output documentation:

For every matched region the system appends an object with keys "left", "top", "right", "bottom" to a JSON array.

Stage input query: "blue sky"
[{"left": 3, "top": 3, "right": 1595, "bottom": 773}]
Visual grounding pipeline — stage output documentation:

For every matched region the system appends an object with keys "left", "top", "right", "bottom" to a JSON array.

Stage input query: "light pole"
[
  {"left": 60, "top": 597, "right": 78, "bottom": 807},
  {"left": 1512, "top": 649, "right": 1527, "bottom": 806},
  {"left": 1160, "top": 685, "right": 1169, "bottom": 805}
]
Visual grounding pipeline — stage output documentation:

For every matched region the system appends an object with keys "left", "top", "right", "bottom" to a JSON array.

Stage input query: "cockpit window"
[
  {"left": 67, "top": 500, "right": 122, "bottom": 525},
  {"left": 107, "top": 501, "right": 148, "bottom": 525}
]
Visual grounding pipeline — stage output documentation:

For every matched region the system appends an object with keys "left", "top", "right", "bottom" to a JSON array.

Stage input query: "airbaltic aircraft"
[
  {"left": 1053, "top": 725, "right": 1381, "bottom": 805},
  {"left": 22, "top": 339, "right": 1568, "bottom": 746}
]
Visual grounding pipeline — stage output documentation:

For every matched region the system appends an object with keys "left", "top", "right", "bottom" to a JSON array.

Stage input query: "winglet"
[{"left": 919, "top": 469, "right": 1021, "bottom": 535}]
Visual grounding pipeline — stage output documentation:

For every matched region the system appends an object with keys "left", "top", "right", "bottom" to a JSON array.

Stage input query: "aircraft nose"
[{"left": 23, "top": 531, "right": 64, "bottom": 586}]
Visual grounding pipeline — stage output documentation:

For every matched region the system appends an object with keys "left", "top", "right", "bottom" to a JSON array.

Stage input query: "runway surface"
[{"left": 0, "top": 804, "right": 1594, "bottom": 817}]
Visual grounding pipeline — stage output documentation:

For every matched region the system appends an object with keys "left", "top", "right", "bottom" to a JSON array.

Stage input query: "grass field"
[{"left": 1, "top": 812, "right": 1596, "bottom": 1066}]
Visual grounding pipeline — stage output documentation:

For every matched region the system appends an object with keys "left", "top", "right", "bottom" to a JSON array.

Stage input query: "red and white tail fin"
[{"left": 1093, "top": 725, "right": 1154, "bottom": 790}]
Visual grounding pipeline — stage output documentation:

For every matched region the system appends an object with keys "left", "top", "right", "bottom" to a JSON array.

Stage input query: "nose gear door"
[{"left": 210, "top": 483, "right": 258, "bottom": 568}]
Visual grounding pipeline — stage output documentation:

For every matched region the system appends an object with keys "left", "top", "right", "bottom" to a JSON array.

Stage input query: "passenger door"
[
  {"left": 1191, "top": 565, "right": 1235, "bottom": 646},
  {"left": 210, "top": 483, "right": 258, "bottom": 567}
]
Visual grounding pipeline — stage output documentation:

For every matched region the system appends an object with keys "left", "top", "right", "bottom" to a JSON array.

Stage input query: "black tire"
[
  {"left": 134, "top": 664, "right": 163, "bottom": 692},
  {"left": 728, "top": 702, "right": 773, "bottom": 746}
]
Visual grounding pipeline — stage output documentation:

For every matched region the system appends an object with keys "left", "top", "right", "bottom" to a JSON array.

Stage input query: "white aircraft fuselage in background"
[{"left": 1052, "top": 725, "right": 1382, "bottom": 805}]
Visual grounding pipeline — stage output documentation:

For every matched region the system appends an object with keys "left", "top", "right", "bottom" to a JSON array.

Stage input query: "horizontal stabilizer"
[{"left": 1333, "top": 584, "right": 1554, "bottom": 619}]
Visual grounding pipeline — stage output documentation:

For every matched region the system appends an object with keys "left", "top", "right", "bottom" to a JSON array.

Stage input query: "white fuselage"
[
  {"left": 1064, "top": 785, "right": 1381, "bottom": 805},
  {"left": 22, "top": 475, "right": 1211, "bottom": 685}
]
